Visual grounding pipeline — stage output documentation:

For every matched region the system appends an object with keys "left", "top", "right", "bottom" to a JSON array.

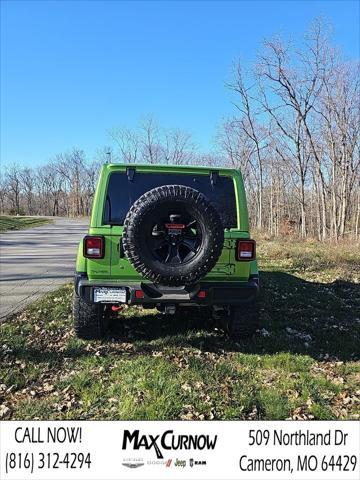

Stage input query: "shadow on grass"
[
  {"left": 107, "top": 271, "right": 360, "bottom": 361},
  {"left": 8, "top": 271, "right": 360, "bottom": 365}
]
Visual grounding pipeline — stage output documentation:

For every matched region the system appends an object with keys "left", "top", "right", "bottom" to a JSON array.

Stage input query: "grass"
[
  {"left": 1, "top": 238, "right": 359, "bottom": 420},
  {"left": 0, "top": 215, "right": 52, "bottom": 232}
]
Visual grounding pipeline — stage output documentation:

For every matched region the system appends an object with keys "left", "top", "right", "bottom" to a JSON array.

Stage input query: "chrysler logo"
[{"left": 122, "top": 462, "right": 144, "bottom": 469}]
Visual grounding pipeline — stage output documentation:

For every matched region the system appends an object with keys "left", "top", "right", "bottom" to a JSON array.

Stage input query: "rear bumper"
[{"left": 75, "top": 273, "right": 259, "bottom": 306}]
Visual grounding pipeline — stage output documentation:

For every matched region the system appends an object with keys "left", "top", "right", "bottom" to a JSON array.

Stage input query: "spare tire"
[{"left": 122, "top": 185, "right": 224, "bottom": 286}]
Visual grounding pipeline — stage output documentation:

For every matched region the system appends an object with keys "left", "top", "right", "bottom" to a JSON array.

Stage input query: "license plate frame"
[{"left": 93, "top": 287, "right": 127, "bottom": 303}]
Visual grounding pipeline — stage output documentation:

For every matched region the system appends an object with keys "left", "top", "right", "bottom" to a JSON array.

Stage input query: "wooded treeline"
[
  {"left": 219, "top": 20, "right": 360, "bottom": 240},
  {"left": 1, "top": 20, "right": 359, "bottom": 240},
  {"left": 0, "top": 151, "right": 102, "bottom": 218}
]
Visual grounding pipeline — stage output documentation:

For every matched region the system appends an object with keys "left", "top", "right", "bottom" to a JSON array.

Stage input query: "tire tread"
[
  {"left": 73, "top": 293, "right": 107, "bottom": 339},
  {"left": 122, "top": 184, "right": 224, "bottom": 286}
]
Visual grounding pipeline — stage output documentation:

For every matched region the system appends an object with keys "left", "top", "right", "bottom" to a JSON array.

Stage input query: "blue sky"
[{"left": 1, "top": 0, "right": 359, "bottom": 167}]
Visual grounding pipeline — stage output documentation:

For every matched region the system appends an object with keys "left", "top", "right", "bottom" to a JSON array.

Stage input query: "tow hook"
[{"left": 111, "top": 305, "right": 124, "bottom": 312}]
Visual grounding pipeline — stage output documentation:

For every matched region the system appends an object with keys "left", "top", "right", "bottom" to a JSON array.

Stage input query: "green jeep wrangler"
[{"left": 73, "top": 164, "right": 259, "bottom": 340}]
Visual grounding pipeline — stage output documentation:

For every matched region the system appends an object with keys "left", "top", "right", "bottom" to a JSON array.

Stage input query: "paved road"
[{"left": 0, "top": 218, "right": 89, "bottom": 320}]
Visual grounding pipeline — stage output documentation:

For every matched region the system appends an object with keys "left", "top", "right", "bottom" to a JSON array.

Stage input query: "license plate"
[{"left": 94, "top": 287, "right": 126, "bottom": 303}]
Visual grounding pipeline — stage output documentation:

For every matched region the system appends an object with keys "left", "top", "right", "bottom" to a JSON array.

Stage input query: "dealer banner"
[{"left": 0, "top": 421, "right": 359, "bottom": 480}]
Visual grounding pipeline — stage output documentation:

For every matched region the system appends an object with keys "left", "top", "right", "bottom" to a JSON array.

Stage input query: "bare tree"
[
  {"left": 162, "top": 128, "right": 195, "bottom": 165},
  {"left": 20, "top": 168, "right": 35, "bottom": 215},
  {"left": 218, "top": 118, "right": 255, "bottom": 182},
  {"left": 55, "top": 149, "right": 87, "bottom": 216},
  {"left": 5, "top": 165, "right": 21, "bottom": 215},
  {"left": 110, "top": 116, "right": 197, "bottom": 166},
  {"left": 317, "top": 57, "right": 360, "bottom": 239},
  {"left": 228, "top": 65, "right": 270, "bottom": 229},
  {"left": 218, "top": 19, "right": 359, "bottom": 239},
  {"left": 139, "top": 116, "right": 162, "bottom": 164},
  {"left": 0, "top": 172, "right": 7, "bottom": 213},
  {"left": 256, "top": 33, "right": 324, "bottom": 237},
  {"left": 108, "top": 127, "right": 139, "bottom": 163}
]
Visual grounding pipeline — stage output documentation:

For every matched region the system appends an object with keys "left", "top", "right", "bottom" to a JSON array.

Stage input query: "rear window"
[{"left": 103, "top": 172, "right": 237, "bottom": 228}]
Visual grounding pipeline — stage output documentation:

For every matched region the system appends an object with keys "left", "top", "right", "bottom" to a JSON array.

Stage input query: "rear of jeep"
[{"left": 73, "top": 164, "right": 259, "bottom": 340}]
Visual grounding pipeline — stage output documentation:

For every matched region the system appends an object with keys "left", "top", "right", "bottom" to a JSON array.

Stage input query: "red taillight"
[
  {"left": 198, "top": 290, "right": 207, "bottom": 299},
  {"left": 83, "top": 236, "right": 104, "bottom": 258},
  {"left": 135, "top": 290, "right": 144, "bottom": 299},
  {"left": 236, "top": 240, "right": 256, "bottom": 261}
]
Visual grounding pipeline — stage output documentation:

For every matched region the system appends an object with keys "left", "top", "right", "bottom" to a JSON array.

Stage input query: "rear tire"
[
  {"left": 228, "top": 304, "right": 259, "bottom": 340},
  {"left": 73, "top": 293, "right": 109, "bottom": 339},
  {"left": 122, "top": 184, "right": 224, "bottom": 286}
]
